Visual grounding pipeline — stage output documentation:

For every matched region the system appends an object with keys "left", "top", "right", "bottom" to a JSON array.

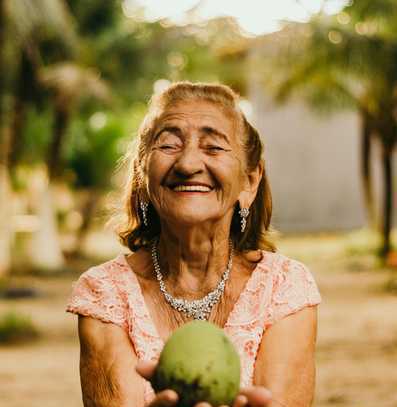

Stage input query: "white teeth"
[{"left": 173, "top": 185, "right": 211, "bottom": 192}]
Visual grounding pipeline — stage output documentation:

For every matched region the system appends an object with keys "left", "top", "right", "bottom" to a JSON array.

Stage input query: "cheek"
[
  {"left": 146, "top": 152, "right": 169, "bottom": 181},
  {"left": 209, "top": 157, "right": 245, "bottom": 196},
  {"left": 220, "top": 153, "right": 245, "bottom": 181}
]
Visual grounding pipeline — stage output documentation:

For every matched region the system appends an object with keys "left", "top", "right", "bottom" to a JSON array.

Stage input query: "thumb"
[
  {"left": 135, "top": 360, "right": 157, "bottom": 380},
  {"left": 239, "top": 386, "right": 272, "bottom": 406}
]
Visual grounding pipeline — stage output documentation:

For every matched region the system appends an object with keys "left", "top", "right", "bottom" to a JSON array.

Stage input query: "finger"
[
  {"left": 194, "top": 403, "right": 212, "bottom": 407},
  {"left": 135, "top": 360, "right": 157, "bottom": 380},
  {"left": 239, "top": 386, "right": 272, "bottom": 406},
  {"left": 148, "top": 389, "right": 178, "bottom": 407},
  {"left": 233, "top": 394, "right": 249, "bottom": 407}
]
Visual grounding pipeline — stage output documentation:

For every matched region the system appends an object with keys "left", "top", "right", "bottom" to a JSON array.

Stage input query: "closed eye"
[
  {"left": 159, "top": 144, "right": 178, "bottom": 150},
  {"left": 204, "top": 145, "right": 226, "bottom": 152}
]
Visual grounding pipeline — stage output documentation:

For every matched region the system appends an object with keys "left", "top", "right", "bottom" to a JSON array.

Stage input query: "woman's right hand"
[
  {"left": 135, "top": 360, "right": 181, "bottom": 407},
  {"left": 136, "top": 360, "right": 271, "bottom": 407},
  {"left": 137, "top": 360, "right": 209, "bottom": 407}
]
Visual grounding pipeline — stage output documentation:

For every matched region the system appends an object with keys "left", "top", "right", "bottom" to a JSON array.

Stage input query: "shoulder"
[
  {"left": 257, "top": 250, "right": 316, "bottom": 280},
  {"left": 68, "top": 253, "right": 136, "bottom": 307},
  {"left": 256, "top": 251, "right": 322, "bottom": 326},
  {"left": 66, "top": 254, "right": 132, "bottom": 329},
  {"left": 76, "top": 254, "right": 133, "bottom": 287}
]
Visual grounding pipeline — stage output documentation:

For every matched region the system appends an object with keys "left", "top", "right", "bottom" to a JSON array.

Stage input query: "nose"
[{"left": 172, "top": 144, "right": 204, "bottom": 177}]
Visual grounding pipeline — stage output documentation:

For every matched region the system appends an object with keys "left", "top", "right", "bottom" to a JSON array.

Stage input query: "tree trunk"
[
  {"left": 360, "top": 112, "right": 377, "bottom": 231},
  {"left": 0, "top": 143, "right": 12, "bottom": 276},
  {"left": 9, "top": 96, "right": 26, "bottom": 170},
  {"left": 72, "top": 189, "right": 102, "bottom": 256},
  {"left": 380, "top": 144, "right": 393, "bottom": 259},
  {"left": 48, "top": 103, "right": 70, "bottom": 180},
  {"left": 28, "top": 101, "right": 72, "bottom": 271},
  {"left": 27, "top": 168, "right": 65, "bottom": 271},
  {"left": 9, "top": 50, "right": 34, "bottom": 170},
  {"left": 0, "top": 0, "right": 12, "bottom": 276}
]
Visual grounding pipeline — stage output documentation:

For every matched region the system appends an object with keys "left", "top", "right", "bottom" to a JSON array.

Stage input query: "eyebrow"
[
  {"left": 154, "top": 126, "right": 182, "bottom": 141},
  {"left": 154, "top": 124, "right": 230, "bottom": 144},
  {"left": 201, "top": 126, "right": 230, "bottom": 144}
]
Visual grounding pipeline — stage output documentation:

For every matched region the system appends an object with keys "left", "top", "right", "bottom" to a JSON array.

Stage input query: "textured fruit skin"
[{"left": 151, "top": 321, "right": 241, "bottom": 407}]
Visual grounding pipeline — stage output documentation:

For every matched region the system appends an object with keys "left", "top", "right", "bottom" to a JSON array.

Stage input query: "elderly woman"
[{"left": 66, "top": 82, "right": 321, "bottom": 407}]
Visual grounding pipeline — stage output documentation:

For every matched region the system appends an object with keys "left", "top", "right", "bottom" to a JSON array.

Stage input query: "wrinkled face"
[{"left": 145, "top": 99, "right": 249, "bottom": 227}]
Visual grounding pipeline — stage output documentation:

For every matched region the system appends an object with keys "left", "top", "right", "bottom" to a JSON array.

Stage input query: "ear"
[{"left": 238, "top": 162, "right": 263, "bottom": 209}]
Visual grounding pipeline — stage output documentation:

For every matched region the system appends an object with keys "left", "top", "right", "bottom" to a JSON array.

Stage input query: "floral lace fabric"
[{"left": 66, "top": 251, "right": 321, "bottom": 404}]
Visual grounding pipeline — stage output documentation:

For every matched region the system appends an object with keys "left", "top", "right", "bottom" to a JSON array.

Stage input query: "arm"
[
  {"left": 78, "top": 315, "right": 146, "bottom": 407},
  {"left": 253, "top": 305, "right": 318, "bottom": 407}
]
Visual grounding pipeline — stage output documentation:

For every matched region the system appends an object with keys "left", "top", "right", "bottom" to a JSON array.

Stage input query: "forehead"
[{"left": 156, "top": 99, "right": 238, "bottom": 137}]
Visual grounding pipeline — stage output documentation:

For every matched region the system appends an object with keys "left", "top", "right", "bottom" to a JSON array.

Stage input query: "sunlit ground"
[{"left": 0, "top": 229, "right": 396, "bottom": 407}]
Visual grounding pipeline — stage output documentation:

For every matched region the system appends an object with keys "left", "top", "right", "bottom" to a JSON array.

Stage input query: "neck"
[{"left": 156, "top": 223, "right": 232, "bottom": 297}]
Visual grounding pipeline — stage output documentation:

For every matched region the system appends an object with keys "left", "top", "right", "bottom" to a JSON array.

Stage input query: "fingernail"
[{"left": 238, "top": 395, "right": 248, "bottom": 404}]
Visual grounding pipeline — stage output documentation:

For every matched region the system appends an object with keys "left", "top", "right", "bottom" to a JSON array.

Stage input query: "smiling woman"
[
  {"left": 66, "top": 82, "right": 321, "bottom": 407},
  {"left": 117, "top": 82, "right": 274, "bottom": 253}
]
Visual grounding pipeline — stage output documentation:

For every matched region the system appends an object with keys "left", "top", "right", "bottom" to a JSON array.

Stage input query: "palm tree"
[
  {"left": 40, "top": 62, "right": 110, "bottom": 178},
  {"left": 0, "top": 0, "right": 12, "bottom": 276},
  {"left": 0, "top": 0, "right": 76, "bottom": 274},
  {"left": 21, "top": 62, "right": 111, "bottom": 271},
  {"left": 267, "top": 5, "right": 397, "bottom": 259}
]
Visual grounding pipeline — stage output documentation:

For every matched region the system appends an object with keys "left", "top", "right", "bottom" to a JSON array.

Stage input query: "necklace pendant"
[{"left": 195, "top": 310, "right": 207, "bottom": 320}]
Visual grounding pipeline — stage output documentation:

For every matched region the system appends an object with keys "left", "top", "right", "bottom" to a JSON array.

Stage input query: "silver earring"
[
  {"left": 140, "top": 201, "right": 148, "bottom": 227},
  {"left": 239, "top": 207, "right": 249, "bottom": 232}
]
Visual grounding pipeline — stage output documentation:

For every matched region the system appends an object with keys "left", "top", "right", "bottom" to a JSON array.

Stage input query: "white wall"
[{"left": 249, "top": 86, "right": 397, "bottom": 234}]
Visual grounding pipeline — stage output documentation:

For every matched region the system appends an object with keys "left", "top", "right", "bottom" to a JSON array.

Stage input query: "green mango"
[{"left": 151, "top": 320, "right": 241, "bottom": 407}]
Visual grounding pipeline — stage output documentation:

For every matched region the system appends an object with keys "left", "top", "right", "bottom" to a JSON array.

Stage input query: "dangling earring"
[
  {"left": 239, "top": 207, "right": 249, "bottom": 232},
  {"left": 140, "top": 201, "right": 149, "bottom": 227}
]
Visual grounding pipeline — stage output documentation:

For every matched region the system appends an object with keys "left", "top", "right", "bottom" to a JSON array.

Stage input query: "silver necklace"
[{"left": 151, "top": 239, "right": 233, "bottom": 321}]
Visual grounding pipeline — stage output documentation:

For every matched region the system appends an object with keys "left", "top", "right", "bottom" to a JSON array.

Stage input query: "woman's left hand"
[
  {"left": 232, "top": 386, "right": 272, "bottom": 407},
  {"left": 178, "top": 386, "right": 272, "bottom": 407}
]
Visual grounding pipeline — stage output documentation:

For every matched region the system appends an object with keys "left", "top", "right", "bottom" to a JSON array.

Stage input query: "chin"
[{"left": 165, "top": 211, "right": 219, "bottom": 227}]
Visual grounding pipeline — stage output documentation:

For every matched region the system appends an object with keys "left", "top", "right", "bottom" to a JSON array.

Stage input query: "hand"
[
  {"left": 233, "top": 387, "right": 272, "bottom": 407},
  {"left": 136, "top": 360, "right": 179, "bottom": 407},
  {"left": 136, "top": 360, "right": 272, "bottom": 407}
]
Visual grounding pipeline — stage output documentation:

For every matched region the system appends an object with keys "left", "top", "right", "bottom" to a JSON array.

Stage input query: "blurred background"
[{"left": 0, "top": 0, "right": 396, "bottom": 406}]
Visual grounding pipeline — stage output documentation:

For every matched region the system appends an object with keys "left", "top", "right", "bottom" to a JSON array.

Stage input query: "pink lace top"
[{"left": 66, "top": 250, "right": 321, "bottom": 404}]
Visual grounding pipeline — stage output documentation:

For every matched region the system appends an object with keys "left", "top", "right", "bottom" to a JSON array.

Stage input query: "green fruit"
[{"left": 151, "top": 320, "right": 241, "bottom": 407}]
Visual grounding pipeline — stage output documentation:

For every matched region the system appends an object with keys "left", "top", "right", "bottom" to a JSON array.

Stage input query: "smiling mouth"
[{"left": 171, "top": 185, "right": 212, "bottom": 192}]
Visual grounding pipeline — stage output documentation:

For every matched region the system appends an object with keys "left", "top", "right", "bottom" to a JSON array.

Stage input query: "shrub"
[{"left": 0, "top": 311, "right": 39, "bottom": 344}]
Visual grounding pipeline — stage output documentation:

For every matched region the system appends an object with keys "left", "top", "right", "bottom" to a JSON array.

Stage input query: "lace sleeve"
[
  {"left": 267, "top": 258, "right": 322, "bottom": 327},
  {"left": 66, "top": 265, "right": 128, "bottom": 331}
]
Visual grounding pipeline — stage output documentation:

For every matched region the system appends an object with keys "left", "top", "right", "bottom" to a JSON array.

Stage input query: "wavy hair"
[{"left": 113, "top": 81, "right": 276, "bottom": 253}]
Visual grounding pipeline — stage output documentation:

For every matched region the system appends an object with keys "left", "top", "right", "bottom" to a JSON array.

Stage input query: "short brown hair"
[{"left": 114, "top": 81, "right": 276, "bottom": 253}]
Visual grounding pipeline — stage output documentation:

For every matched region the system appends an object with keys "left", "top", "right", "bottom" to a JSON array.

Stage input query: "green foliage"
[
  {"left": 268, "top": 3, "right": 397, "bottom": 116},
  {"left": 67, "top": 0, "right": 121, "bottom": 36},
  {"left": 17, "top": 107, "right": 53, "bottom": 165},
  {"left": 383, "top": 277, "right": 397, "bottom": 294},
  {"left": 5, "top": 1, "right": 250, "bottom": 185},
  {"left": 343, "top": 228, "right": 381, "bottom": 257},
  {"left": 65, "top": 106, "right": 145, "bottom": 189},
  {"left": 0, "top": 311, "right": 39, "bottom": 344}
]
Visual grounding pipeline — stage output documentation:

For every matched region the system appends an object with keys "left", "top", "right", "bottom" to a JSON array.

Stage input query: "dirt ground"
[{"left": 1, "top": 231, "right": 397, "bottom": 407}]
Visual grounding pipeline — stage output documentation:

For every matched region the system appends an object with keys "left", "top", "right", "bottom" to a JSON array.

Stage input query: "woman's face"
[{"left": 145, "top": 99, "right": 250, "bottom": 227}]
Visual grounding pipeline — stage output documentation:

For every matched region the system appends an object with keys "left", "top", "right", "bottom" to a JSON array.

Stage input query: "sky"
[{"left": 123, "top": 0, "right": 348, "bottom": 36}]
